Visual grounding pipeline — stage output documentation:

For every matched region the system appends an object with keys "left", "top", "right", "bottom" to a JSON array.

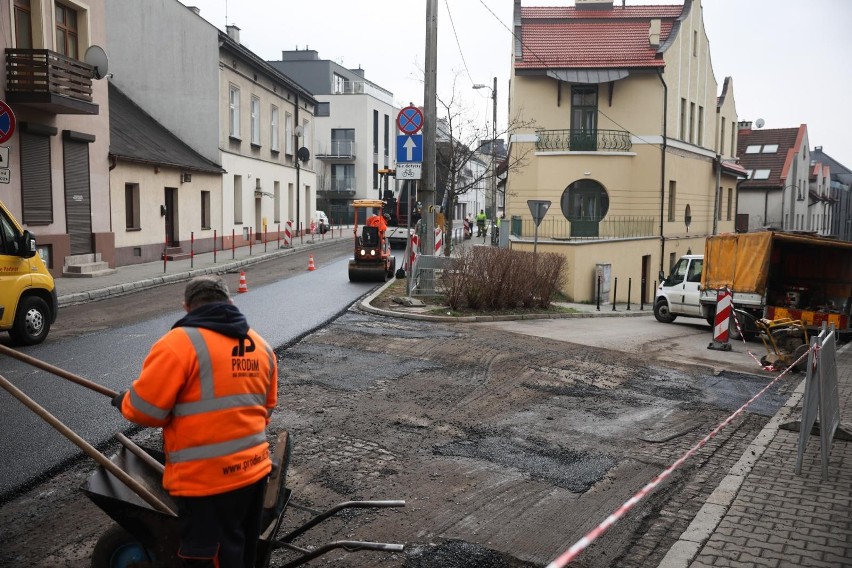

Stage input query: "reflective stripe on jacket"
[{"left": 122, "top": 326, "right": 278, "bottom": 497}]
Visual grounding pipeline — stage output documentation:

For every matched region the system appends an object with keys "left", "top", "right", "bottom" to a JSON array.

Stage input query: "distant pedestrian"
[{"left": 475, "top": 209, "right": 486, "bottom": 237}]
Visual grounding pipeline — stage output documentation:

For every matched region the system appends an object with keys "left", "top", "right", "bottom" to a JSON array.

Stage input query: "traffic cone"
[
  {"left": 238, "top": 271, "right": 248, "bottom": 293},
  {"left": 307, "top": 255, "right": 316, "bottom": 271}
]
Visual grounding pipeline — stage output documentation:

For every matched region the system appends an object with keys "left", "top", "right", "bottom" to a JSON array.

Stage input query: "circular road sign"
[
  {"left": 0, "top": 101, "right": 16, "bottom": 144},
  {"left": 397, "top": 105, "right": 424, "bottom": 135}
]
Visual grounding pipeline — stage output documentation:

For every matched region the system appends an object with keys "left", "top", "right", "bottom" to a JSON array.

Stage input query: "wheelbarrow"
[
  {"left": 754, "top": 317, "right": 810, "bottom": 372},
  {"left": 0, "top": 345, "right": 406, "bottom": 568}
]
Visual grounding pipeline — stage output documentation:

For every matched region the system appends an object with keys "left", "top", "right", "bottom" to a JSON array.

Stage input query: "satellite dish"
[
  {"left": 297, "top": 147, "right": 310, "bottom": 162},
  {"left": 755, "top": 118, "right": 765, "bottom": 129},
  {"left": 84, "top": 45, "right": 109, "bottom": 79},
  {"left": 294, "top": 125, "right": 304, "bottom": 137}
]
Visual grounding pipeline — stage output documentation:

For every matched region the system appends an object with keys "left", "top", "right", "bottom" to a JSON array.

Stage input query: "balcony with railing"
[
  {"left": 5, "top": 49, "right": 98, "bottom": 115},
  {"left": 535, "top": 129, "right": 632, "bottom": 152},
  {"left": 319, "top": 176, "right": 357, "bottom": 197},
  {"left": 316, "top": 140, "right": 356, "bottom": 160},
  {"left": 332, "top": 81, "right": 394, "bottom": 106},
  {"left": 510, "top": 215, "right": 656, "bottom": 240}
]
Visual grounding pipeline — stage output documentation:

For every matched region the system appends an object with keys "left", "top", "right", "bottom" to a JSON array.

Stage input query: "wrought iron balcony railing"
[
  {"left": 535, "top": 128, "right": 632, "bottom": 152},
  {"left": 5, "top": 48, "right": 98, "bottom": 115},
  {"left": 510, "top": 215, "right": 656, "bottom": 240}
]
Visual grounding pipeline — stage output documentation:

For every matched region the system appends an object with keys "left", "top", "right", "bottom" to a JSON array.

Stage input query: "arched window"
[{"left": 560, "top": 180, "right": 609, "bottom": 237}]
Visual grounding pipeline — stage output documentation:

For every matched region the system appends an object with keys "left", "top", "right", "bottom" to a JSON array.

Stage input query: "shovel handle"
[{"left": 0, "top": 344, "right": 118, "bottom": 398}]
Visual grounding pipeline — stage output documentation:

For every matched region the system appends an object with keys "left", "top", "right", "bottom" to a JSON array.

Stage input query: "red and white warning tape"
[{"left": 546, "top": 295, "right": 813, "bottom": 567}]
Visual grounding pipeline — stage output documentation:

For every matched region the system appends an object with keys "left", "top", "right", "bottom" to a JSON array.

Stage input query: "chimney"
[
  {"left": 226, "top": 24, "right": 240, "bottom": 44},
  {"left": 187, "top": 6, "right": 200, "bottom": 15},
  {"left": 649, "top": 19, "right": 661, "bottom": 47},
  {"left": 738, "top": 120, "right": 753, "bottom": 130}
]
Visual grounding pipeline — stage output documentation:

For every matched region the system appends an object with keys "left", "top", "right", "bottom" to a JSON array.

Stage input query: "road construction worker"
[
  {"left": 475, "top": 209, "right": 487, "bottom": 237},
  {"left": 113, "top": 275, "right": 278, "bottom": 568}
]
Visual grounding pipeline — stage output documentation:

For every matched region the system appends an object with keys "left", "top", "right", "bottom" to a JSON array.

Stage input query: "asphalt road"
[{"left": 0, "top": 242, "right": 395, "bottom": 499}]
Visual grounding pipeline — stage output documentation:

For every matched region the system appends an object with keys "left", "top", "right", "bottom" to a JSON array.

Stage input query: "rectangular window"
[
  {"left": 679, "top": 98, "right": 686, "bottom": 140},
  {"left": 55, "top": 2, "right": 78, "bottom": 58},
  {"left": 693, "top": 30, "right": 698, "bottom": 57},
  {"left": 234, "top": 175, "right": 243, "bottom": 224},
  {"left": 273, "top": 181, "right": 281, "bottom": 223},
  {"left": 373, "top": 163, "right": 379, "bottom": 189},
  {"left": 745, "top": 145, "right": 761, "bottom": 154},
  {"left": 730, "top": 130, "right": 736, "bottom": 158},
  {"left": 20, "top": 131, "right": 53, "bottom": 225},
  {"left": 270, "top": 106, "right": 279, "bottom": 152},
  {"left": 689, "top": 102, "right": 695, "bottom": 144},
  {"left": 332, "top": 73, "right": 346, "bottom": 94},
  {"left": 250, "top": 97, "right": 260, "bottom": 145},
  {"left": 753, "top": 169, "right": 771, "bottom": 180},
  {"left": 373, "top": 110, "right": 379, "bottom": 154},
  {"left": 384, "top": 114, "right": 389, "bottom": 157},
  {"left": 331, "top": 164, "right": 355, "bottom": 191},
  {"left": 315, "top": 102, "right": 330, "bottom": 117},
  {"left": 301, "top": 120, "right": 311, "bottom": 165},
  {"left": 125, "top": 183, "right": 140, "bottom": 229},
  {"left": 667, "top": 180, "right": 676, "bottom": 222},
  {"left": 570, "top": 85, "right": 598, "bottom": 150},
  {"left": 697, "top": 105, "right": 704, "bottom": 147},
  {"left": 201, "top": 191, "right": 211, "bottom": 229},
  {"left": 14, "top": 0, "right": 32, "bottom": 48},
  {"left": 285, "top": 112, "right": 293, "bottom": 155},
  {"left": 727, "top": 188, "right": 733, "bottom": 220},
  {"left": 229, "top": 86, "right": 241, "bottom": 138},
  {"left": 720, "top": 117, "right": 726, "bottom": 155},
  {"left": 331, "top": 128, "right": 355, "bottom": 156},
  {"left": 762, "top": 144, "right": 778, "bottom": 153}
]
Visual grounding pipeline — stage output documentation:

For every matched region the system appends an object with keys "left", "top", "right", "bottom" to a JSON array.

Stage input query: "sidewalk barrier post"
[
  {"left": 249, "top": 227, "right": 253, "bottom": 256},
  {"left": 277, "top": 223, "right": 281, "bottom": 249},
  {"left": 163, "top": 235, "right": 167, "bottom": 274},
  {"left": 263, "top": 226, "right": 267, "bottom": 253},
  {"left": 640, "top": 278, "right": 645, "bottom": 311},
  {"left": 612, "top": 277, "right": 618, "bottom": 311},
  {"left": 627, "top": 278, "right": 632, "bottom": 311},
  {"left": 708, "top": 288, "right": 733, "bottom": 351},
  {"left": 190, "top": 232, "right": 194, "bottom": 268},
  {"left": 213, "top": 229, "right": 217, "bottom": 264},
  {"left": 596, "top": 274, "right": 601, "bottom": 311},
  {"left": 232, "top": 229, "right": 235, "bottom": 260}
]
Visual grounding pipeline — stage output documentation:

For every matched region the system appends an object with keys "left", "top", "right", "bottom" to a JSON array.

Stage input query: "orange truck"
[{"left": 700, "top": 231, "right": 852, "bottom": 340}]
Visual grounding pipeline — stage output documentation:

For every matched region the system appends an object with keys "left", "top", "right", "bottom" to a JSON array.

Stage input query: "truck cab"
[
  {"left": 654, "top": 254, "right": 708, "bottom": 324},
  {"left": 0, "top": 200, "right": 58, "bottom": 345}
]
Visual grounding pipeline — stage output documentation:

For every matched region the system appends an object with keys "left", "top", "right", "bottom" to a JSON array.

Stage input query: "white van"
[
  {"left": 314, "top": 211, "right": 330, "bottom": 234},
  {"left": 654, "top": 254, "right": 711, "bottom": 325}
]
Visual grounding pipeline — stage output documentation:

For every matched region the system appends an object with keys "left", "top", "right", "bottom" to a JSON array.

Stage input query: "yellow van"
[{"left": 0, "top": 200, "right": 58, "bottom": 345}]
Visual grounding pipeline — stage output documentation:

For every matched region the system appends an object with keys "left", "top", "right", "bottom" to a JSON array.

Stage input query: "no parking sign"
[{"left": 0, "top": 101, "right": 16, "bottom": 144}]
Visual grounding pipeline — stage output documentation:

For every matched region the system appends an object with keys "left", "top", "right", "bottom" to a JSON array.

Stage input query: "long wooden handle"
[
  {"left": 0, "top": 344, "right": 118, "bottom": 398},
  {"left": 0, "top": 373, "right": 175, "bottom": 516}
]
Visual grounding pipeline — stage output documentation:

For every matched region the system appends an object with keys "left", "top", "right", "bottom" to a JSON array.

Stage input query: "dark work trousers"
[{"left": 175, "top": 476, "right": 268, "bottom": 568}]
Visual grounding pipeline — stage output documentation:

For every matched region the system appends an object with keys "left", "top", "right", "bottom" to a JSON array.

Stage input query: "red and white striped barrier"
[
  {"left": 434, "top": 228, "right": 443, "bottom": 254},
  {"left": 406, "top": 232, "right": 420, "bottom": 271},
  {"left": 283, "top": 220, "right": 293, "bottom": 247},
  {"left": 708, "top": 288, "right": 732, "bottom": 351}
]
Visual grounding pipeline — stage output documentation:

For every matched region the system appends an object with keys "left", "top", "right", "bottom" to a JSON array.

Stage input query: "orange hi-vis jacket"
[{"left": 120, "top": 325, "right": 278, "bottom": 497}]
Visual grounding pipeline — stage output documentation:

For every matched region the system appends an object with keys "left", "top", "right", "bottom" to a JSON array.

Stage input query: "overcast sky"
[{"left": 180, "top": 0, "right": 852, "bottom": 168}]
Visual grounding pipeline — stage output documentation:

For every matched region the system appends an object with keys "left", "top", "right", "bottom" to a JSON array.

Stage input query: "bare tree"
[{"left": 434, "top": 81, "right": 534, "bottom": 256}]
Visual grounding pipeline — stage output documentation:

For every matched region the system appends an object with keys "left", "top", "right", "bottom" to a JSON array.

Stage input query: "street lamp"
[{"left": 473, "top": 77, "right": 497, "bottom": 245}]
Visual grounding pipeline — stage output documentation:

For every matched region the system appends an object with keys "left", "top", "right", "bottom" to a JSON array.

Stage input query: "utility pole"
[
  {"left": 422, "top": 0, "right": 438, "bottom": 256},
  {"left": 490, "top": 76, "right": 497, "bottom": 245}
]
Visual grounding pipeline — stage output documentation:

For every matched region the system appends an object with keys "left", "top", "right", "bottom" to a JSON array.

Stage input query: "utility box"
[{"left": 594, "top": 263, "right": 611, "bottom": 304}]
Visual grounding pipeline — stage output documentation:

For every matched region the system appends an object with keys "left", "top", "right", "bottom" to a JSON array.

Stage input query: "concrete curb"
[
  {"left": 359, "top": 277, "right": 651, "bottom": 323},
  {"left": 57, "top": 240, "right": 335, "bottom": 307}
]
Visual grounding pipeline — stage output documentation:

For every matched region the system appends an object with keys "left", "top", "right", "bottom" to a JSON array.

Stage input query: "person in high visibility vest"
[
  {"left": 113, "top": 275, "right": 278, "bottom": 568},
  {"left": 475, "top": 209, "right": 487, "bottom": 236}
]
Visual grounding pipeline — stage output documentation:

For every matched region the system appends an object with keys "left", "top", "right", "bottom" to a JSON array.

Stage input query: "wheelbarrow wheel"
[
  {"left": 792, "top": 343, "right": 810, "bottom": 373},
  {"left": 91, "top": 524, "right": 152, "bottom": 568}
]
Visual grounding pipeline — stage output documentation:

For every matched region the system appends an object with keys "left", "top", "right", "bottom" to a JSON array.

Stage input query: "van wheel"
[
  {"left": 653, "top": 300, "right": 677, "bottom": 323},
  {"left": 9, "top": 296, "right": 50, "bottom": 346}
]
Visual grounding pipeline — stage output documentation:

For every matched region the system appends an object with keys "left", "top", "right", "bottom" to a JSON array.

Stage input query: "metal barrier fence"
[{"left": 796, "top": 322, "right": 841, "bottom": 480}]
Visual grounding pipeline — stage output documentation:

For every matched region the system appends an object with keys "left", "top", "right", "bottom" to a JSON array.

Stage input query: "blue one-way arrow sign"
[{"left": 396, "top": 134, "right": 423, "bottom": 163}]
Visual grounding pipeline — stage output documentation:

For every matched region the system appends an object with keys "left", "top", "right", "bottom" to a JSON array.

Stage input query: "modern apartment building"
[
  {"left": 268, "top": 49, "right": 396, "bottom": 224},
  {"left": 506, "top": 0, "right": 743, "bottom": 303}
]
